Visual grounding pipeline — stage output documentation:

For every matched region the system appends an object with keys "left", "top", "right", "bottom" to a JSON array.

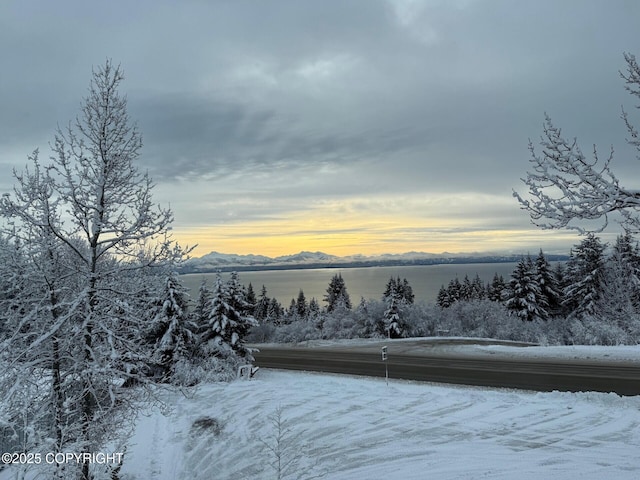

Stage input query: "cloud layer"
[{"left": 1, "top": 1, "right": 638, "bottom": 255}]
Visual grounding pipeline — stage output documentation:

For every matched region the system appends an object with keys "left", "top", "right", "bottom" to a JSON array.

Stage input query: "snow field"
[{"left": 121, "top": 369, "right": 640, "bottom": 480}]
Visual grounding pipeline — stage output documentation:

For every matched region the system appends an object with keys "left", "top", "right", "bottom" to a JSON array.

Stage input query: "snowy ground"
[
  {"left": 3, "top": 341, "right": 640, "bottom": 479},
  {"left": 116, "top": 369, "right": 640, "bottom": 480}
]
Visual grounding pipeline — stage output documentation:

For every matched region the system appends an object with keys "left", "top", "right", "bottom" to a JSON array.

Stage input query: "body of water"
[{"left": 180, "top": 263, "right": 523, "bottom": 306}]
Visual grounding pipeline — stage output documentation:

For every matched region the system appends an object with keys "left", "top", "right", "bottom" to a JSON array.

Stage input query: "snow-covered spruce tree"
[
  {"left": 296, "top": 289, "right": 308, "bottom": 318},
  {"left": 382, "top": 276, "right": 414, "bottom": 338},
  {"left": 191, "top": 277, "right": 212, "bottom": 334},
  {"left": 202, "top": 273, "right": 257, "bottom": 360},
  {"left": 447, "top": 278, "right": 462, "bottom": 303},
  {"left": 459, "top": 275, "right": 472, "bottom": 301},
  {"left": 563, "top": 234, "right": 606, "bottom": 317},
  {"left": 436, "top": 285, "right": 452, "bottom": 308},
  {"left": 596, "top": 234, "right": 640, "bottom": 331},
  {"left": 534, "top": 250, "right": 560, "bottom": 317},
  {"left": 245, "top": 282, "right": 257, "bottom": 314},
  {"left": 268, "top": 297, "right": 284, "bottom": 325},
  {"left": 0, "top": 61, "right": 187, "bottom": 480},
  {"left": 145, "top": 271, "right": 196, "bottom": 383},
  {"left": 254, "top": 284, "right": 271, "bottom": 322},
  {"left": 308, "top": 297, "right": 320, "bottom": 320},
  {"left": 514, "top": 53, "right": 640, "bottom": 234},
  {"left": 504, "top": 255, "right": 545, "bottom": 321},
  {"left": 324, "top": 273, "right": 351, "bottom": 312},
  {"left": 487, "top": 273, "right": 507, "bottom": 302},
  {"left": 470, "top": 274, "right": 486, "bottom": 300}
]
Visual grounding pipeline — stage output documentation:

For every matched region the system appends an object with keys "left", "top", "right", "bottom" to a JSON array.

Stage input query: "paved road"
[{"left": 252, "top": 344, "right": 640, "bottom": 395}]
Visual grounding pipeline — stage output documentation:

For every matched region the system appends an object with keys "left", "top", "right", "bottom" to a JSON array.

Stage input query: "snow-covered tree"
[
  {"left": 296, "top": 289, "right": 308, "bottom": 318},
  {"left": 382, "top": 276, "right": 414, "bottom": 338},
  {"left": 534, "top": 250, "right": 560, "bottom": 318},
  {"left": 254, "top": 284, "right": 271, "bottom": 322},
  {"left": 268, "top": 297, "right": 284, "bottom": 324},
  {"left": 202, "top": 273, "right": 257, "bottom": 359},
  {"left": 383, "top": 276, "right": 415, "bottom": 304},
  {"left": 447, "top": 278, "right": 462, "bottom": 303},
  {"left": 504, "top": 255, "right": 544, "bottom": 321},
  {"left": 487, "top": 273, "right": 507, "bottom": 302},
  {"left": 563, "top": 234, "right": 606, "bottom": 317},
  {"left": 308, "top": 297, "right": 320, "bottom": 319},
  {"left": 436, "top": 285, "right": 452, "bottom": 308},
  {"left": 324, "top": 273, "right": 351, "bottom": 312},
  {"left": 514, "top": 53, "right": 640, "bottom": 234},
  {"left": 0, "top": 61, "right": 188, "bottom": 480},
  {"left": 245, "top": 282, "right": 257, "bottom": 313},
  {"left": 597, "top": 234, "right": 640, "bottom": 327},
  {"left": 192, "top": 278, "right": 212, "bottom": 334},
  {"left": 145, "top": 272, "right": 196, "bottom": 382}
]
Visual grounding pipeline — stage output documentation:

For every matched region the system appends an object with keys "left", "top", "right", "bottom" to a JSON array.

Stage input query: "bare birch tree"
[{"left": 0, "top": 60, "right": 188, "bottom": 480}]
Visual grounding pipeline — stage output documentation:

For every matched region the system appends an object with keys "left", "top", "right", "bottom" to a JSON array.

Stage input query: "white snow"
[
  {"left": 3, "top": 343, "right": 640, "bottom": 479},
  {"left": 117, "top": 369, "right": 640, "bottom": 480}
]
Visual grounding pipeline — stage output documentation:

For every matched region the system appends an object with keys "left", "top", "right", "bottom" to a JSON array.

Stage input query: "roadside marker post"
[{"left": 381, "top": 346, "right": 388, "bottom": 386}]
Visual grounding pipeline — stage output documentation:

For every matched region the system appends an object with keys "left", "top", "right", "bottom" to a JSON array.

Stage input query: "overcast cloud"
[{"left": 1, "top": 1, "right": 638, "bottom": 256}]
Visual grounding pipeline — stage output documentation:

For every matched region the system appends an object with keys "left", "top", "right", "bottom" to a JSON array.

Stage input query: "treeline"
[
  {"left": 437, "top": 234, "right": 640, "bottom": 321},
  {"left": 238, "top": 233, "right": 640, "bottom": 346}
]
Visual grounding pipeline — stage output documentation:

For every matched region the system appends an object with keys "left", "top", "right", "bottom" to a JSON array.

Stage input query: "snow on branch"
[{"left": 514, "top": 52, "right": 640, "bottom": 234}]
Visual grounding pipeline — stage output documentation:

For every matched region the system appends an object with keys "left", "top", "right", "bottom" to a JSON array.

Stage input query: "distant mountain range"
[{"left": 178, "top": 250, "right": 569, "bottom": 274}]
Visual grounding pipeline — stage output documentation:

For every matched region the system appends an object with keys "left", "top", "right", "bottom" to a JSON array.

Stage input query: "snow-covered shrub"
[
  {"left": 321, "top": 306, "right": 360, "bottom": 339},
  {"left": 569, "top": 316, "right": 634, "bottom": 346},
  {"left": 402, "top": 302, "right": 439, "bottom": 338},
  {"left": 273, "top": 319, "right": 321, "bottom": 344},
  {"left": 356, "top": 299, "right": 386, "bottom": 338}
]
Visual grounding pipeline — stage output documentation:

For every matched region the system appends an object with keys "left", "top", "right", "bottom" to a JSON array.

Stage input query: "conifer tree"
[
  {"left": 534, "top": 250, "right": 559, "bottom": 318},
  {"left": 460, "top": 275, "right": 472, "bottom": 301},
  {"left": 505, "top": 255, "right": 543, "bottom": 321},
  {"left": 563, "top": 234, "right": 606, "bottom": 317},
  {"left": 203, "top": 273, "right": 256, "bottom": 359},
  {"left": 268, "top": 297, "right": 283, "bottom": 324},
  {"left": 296, "top": 289, "right": 308, "bottom": 318},
  {"left": 598, "top": 234, "right": 640, "bottom": 324},
  {"left": 192, "top": 278, "right": 212, "bottom": 335},
  {"left": 146, "top": 272, "right": 195, "bottom": 382},
  {"left": 245, "top": 282, "right": 257, "bottom": 315},
  {"left": 324, "top": 273, "right": 351, "bottom": 312},
  {"left": 487, "top": 273, "right": 506, "bottom": 302},
  {"left": 254, "top": 285, "right": 271, "bottom": 322},
  {"left": 470, "top": 274, "right": 486, "bottom": 300},
  {"left": 447, "top": 278, "right": 462, "bottom": 302},
  {"left": 382, "top": 276, "right": 412, "bottom": 337},
  {"left": 437, "top": 285, "right": 452, "bottom": 308},
  {"left": 308, "top": 297, "right": 320, "bottom": 319}
]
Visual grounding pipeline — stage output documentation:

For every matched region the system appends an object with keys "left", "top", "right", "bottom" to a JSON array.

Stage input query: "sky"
[{"left": 1, "top": 1, "right": 639, "bottom": 258}]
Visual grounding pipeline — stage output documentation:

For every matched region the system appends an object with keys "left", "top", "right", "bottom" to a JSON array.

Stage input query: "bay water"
[{"left": 180, "top": 262, "right": 521, "bottom": 306}]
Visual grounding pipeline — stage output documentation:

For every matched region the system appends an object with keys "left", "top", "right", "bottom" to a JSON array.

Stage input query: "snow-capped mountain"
[{"left": 180, "top": 250, "right": 569, "bottom": 273}]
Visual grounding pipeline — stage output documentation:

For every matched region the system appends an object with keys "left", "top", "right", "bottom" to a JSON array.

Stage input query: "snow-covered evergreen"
[
  {"left": 324, "top": 273, "right": 352, "bottom": 312},
  {"left": 563, "top": 234, "right": 606, "bottom": 317},
  {"left": 202, "top": 273, "right": 257, "bottom": 360},
  {"left": 191, "top": 278, "right": 212, "bottom": 335},
  {"left": 534, "top": 250, "right": 560, "bottom": 318},
  {"left": 145, "top": 272, "right": 196, "bottom": 382},
  {"left": 382, "top": 276, "right": 415, "bottom": 338},
  {"left": 504, "top": 255, "right": 544, "bottom": 321}
]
